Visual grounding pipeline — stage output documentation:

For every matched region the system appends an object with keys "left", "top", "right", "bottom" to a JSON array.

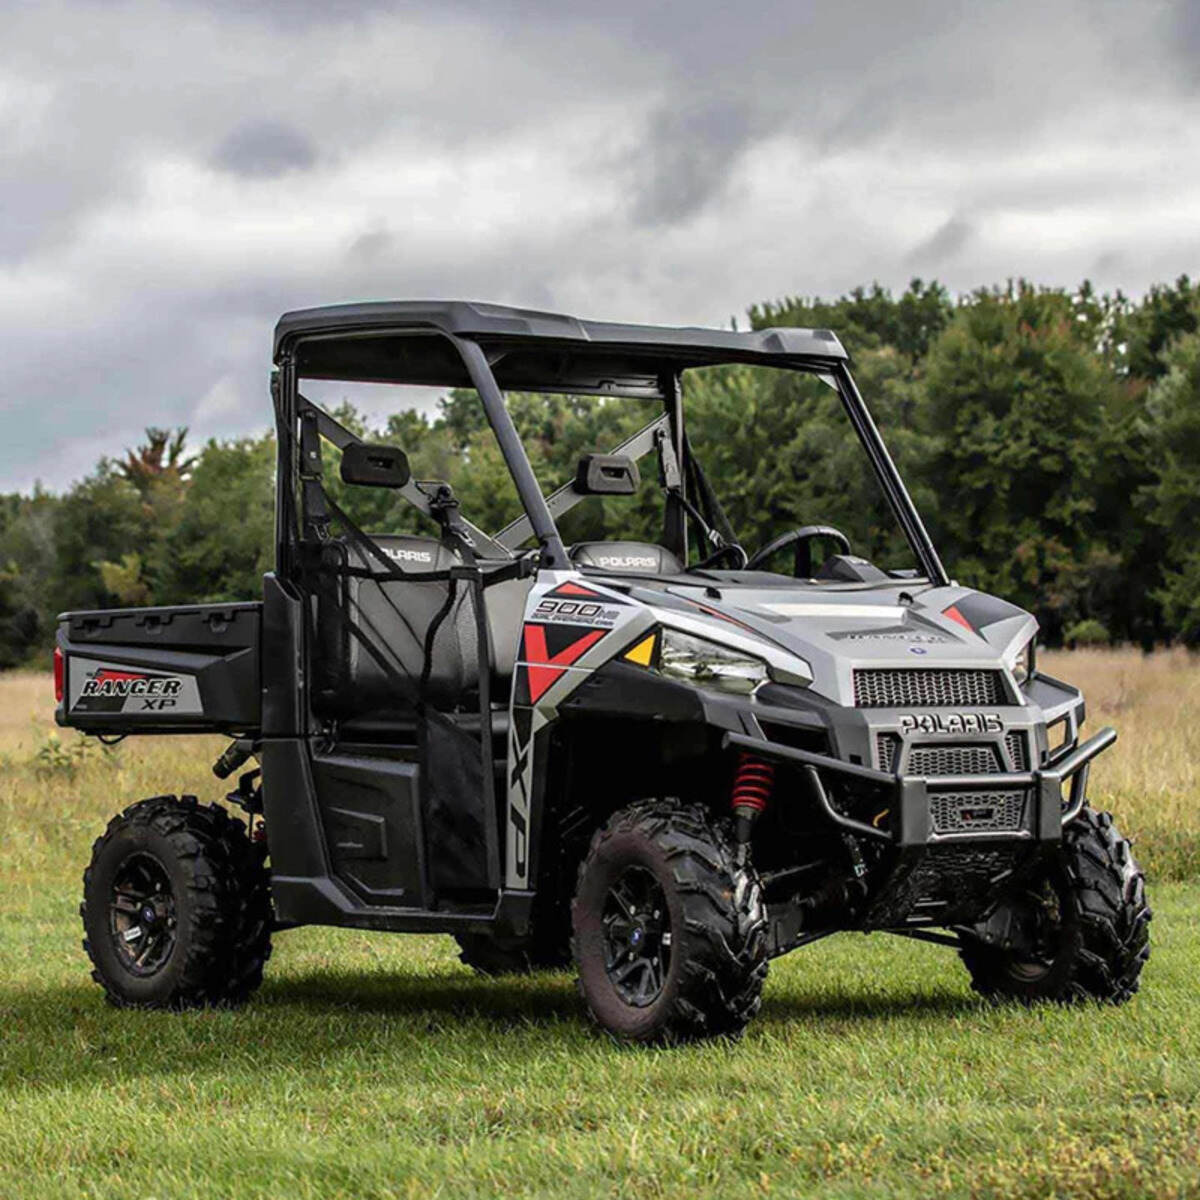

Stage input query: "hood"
[{"left": 633, "top": 579, "right": 1036, "bottom": 707}]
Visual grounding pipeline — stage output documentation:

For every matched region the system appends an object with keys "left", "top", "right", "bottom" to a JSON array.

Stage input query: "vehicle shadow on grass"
[
  {"left": 0, "top": 973, "right": 582, "bottom": 1089},
  {"left": 0, "top": 972, "right": 985, "bottom": 1090},
  {"left": 757, "top": 987, "right": 979, "bottom": 1028},
  {"left": 257, "top": 968, "right": 582, "bottom": 1029}
]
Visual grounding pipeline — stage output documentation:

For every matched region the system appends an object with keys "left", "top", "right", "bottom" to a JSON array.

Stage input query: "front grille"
[
  {"left": 853, "top": 668, "right": 1007, "bottom": 708},
  {"left": 909, "top": 744, "right": 1002, "bottom": 776},
  {"left": 876, "top": 733, "right": 900, "bottom": 773},
  {"left": 1005, "top": 730, "right": 1029, "bottom": 770},
  {"left": 930, "top": 791, "right": 1026, "bottom": 835}
]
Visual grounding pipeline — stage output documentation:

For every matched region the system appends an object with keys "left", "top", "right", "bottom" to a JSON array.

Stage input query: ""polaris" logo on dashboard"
[{"left": 898, "top": 712, "right": 1003, "bottom": 734}]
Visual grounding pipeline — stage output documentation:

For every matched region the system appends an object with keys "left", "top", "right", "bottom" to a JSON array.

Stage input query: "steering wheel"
[
  {"left": 693, "top": 542, "right": 749, "bottom": 571},
  {"left": 745, "top": 525, "right": 851, "bottom": 578}
]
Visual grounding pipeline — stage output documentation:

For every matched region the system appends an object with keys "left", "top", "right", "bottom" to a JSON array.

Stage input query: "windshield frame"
[{"left": 275, "top": 327, "right": 949, "bottom": 587}]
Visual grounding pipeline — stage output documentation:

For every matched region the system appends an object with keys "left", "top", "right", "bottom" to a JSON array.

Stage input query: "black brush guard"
[
  {"left": 726, "top": 726, "right": 1116, "bottom": 935},
  {"left": 725, "top": 726, "right": 1115, "bottom": 846}
]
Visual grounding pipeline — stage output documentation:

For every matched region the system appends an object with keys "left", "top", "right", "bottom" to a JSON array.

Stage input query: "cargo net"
[{"left": 298, "top": 513, "right": 483, "bottom": 723}]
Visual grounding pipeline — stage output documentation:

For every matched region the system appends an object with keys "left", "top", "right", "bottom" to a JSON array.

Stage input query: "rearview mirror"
[
  {"left": 574, "top": 453, "right": 640, "bottom": 496},
  {"left": 340, "top": 444, "right": 411, "bottom": 489}
]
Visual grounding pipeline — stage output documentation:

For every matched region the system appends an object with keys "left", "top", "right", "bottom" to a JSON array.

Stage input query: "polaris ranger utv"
[{"left": 60, "top": 301, "right": 1150, "bottom": 1042}]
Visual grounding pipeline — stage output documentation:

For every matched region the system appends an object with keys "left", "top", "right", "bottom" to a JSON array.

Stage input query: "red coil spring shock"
[
  {"left": 731, "top": 752, "right": 775, "bottom": 816},
  {"left": 731, "top": 753, "right": 774, "bottom": 855}
]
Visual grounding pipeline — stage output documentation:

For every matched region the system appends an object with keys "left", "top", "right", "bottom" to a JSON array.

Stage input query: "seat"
[
  {"left": 312, "top": 534, "right": 531, "bottom": 722},
  {"left": 569, "top": 541, "right": 684, "bottom": 575}
]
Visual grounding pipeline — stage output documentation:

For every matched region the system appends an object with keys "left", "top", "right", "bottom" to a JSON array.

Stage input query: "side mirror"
[
  {"left": 339, "top": 444, "right": 411, "bottom": 489},
  {"left": 574, "top": 453, "right": 640, "bottom": 496}
]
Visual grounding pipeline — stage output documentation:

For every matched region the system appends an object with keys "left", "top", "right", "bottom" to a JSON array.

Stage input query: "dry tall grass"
[
  {"left": 0, "top": 672, "right": 221, "bottom": 890},
  {"left": 1, "top": 648, "right": 1197, "bottom": 887},
  {"left": 1041, "top": 646, "right": 1200, "bottom": 877}
]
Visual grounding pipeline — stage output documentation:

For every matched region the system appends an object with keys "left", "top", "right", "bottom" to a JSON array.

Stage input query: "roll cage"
[{"left": 271, "top": 300, "right": 949, "bottom": 587}]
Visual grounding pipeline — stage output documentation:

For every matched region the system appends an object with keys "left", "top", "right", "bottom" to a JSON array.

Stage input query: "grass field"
[{"left": 1, "top": 649, "right": 1198, "bottom": 1198}]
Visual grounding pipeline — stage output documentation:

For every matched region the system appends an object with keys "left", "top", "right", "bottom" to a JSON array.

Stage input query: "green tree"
[
  {"left": 161, "top": 434, "right": 276, "bottom": 603},
  {"left": 750, "top": 279, "right": 954, "bottom": 361},
  {"left": 1140, "top": 332, "right": 1200, "bottom": 643},
  {"left": 1117, "top": 275, "right": 1200, "bottom": 382},
  {"left": 918, "top": 283, "right": 1118, "bottom": 640},
  {"left": 51, "top": 467, "right": 150, "bottom": 615}
]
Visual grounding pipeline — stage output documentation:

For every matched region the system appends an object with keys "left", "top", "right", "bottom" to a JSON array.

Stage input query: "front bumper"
[{"left": 725, "top": 725, "right": 1116, "bottom": 847}]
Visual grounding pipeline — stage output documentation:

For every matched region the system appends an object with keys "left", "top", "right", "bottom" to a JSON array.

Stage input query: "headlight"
[
  {"left": 1011, "top": 637, "right": 1035, "bottom": 686},
  {"left": 658, "top": 629, "right": 768, "bottom": 695}
]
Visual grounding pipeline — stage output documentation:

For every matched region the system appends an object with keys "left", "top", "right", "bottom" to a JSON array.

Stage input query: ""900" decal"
[{"left": 532, "top": 597, "right": 624, "bottom": 628}]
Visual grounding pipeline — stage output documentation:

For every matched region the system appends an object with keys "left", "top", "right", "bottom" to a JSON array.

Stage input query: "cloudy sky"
[{"left": 2, "top": 0, "right": 1198, "bottom": 493}]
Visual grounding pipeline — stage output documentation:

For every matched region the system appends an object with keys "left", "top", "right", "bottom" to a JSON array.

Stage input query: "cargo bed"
[{"left": 56, "top": 602, "right": 262, "bottom": 735}]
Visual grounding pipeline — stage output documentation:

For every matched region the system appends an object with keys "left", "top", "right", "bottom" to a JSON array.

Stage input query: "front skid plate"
[{"left": 765, "top": 840, "right": 1047, "bottom": 956}]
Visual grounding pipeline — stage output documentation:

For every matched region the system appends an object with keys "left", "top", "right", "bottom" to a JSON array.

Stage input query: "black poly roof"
[{"left": 272, "top": 299, "right": 848, "bottom": 363}]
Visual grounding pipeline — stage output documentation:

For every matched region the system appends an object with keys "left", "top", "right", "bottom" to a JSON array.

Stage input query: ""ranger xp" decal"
[{"left": 68, "top": 659, "right": 203, "bottom": 715}]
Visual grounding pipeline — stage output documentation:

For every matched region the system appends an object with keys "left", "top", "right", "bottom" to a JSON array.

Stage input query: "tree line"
[{"left": 2, "top": 275, "right": 1199, "bottom": 668}]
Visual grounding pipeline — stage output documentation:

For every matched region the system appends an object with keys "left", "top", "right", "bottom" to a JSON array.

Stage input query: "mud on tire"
[
  {"left": 81, "top": 795, "right": 273, "bottom": 1009},
  {"left": 571, "top": 800, "right": 768, "bottom": 1044},
  {"left": 960, "top": 805, "right": 1151, "bottom": 1004}
]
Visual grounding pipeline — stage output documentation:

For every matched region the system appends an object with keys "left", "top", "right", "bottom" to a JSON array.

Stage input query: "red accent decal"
[
  {"left": 689, "top": 600, "right": 756, "bottom": 633},
  {"left": 943, "top": 604, "right": 974, "bottom": 633},
  {"left": 522, "top": 625, "right": 606, "bottom": 702},
  {"left": 554, "top": 582, "right": 597, "bottom": 597},
  {"left": 95, "top": 669, "right": 145, "bottom": 684}
]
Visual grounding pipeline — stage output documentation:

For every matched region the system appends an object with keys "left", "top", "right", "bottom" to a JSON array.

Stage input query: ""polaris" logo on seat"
[
  {"left": 595, "top": 555, "right": 656, "bottom": 569},
  {"left": 898, "top": 712, "right": 1003, "bottom": 734}
]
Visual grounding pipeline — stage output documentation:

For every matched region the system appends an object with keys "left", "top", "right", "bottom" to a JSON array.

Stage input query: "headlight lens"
[
  {"left": 1012, "top": 637, "right": 1035, "bottom": 686},
  {"left": 658, "top": 629, "right": 768, "bottom": 694}
]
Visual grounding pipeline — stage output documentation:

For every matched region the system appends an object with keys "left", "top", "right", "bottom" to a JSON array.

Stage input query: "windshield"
[
  {"left": 292, "top": 344, "right": 935, "bottom": 584},
  {"left": 497, "top": 363, "right": 925, "bottom": 581}
]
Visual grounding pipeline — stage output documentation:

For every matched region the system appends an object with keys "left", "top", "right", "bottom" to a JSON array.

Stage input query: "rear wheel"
[
  {"left": 81, "top": 795, "right": 272, "bottom": 1009},
  {"left": 571, "top": 800, "right": 768, "bottom": 1043},
  {"left": 959, "top": 806, "right": 1150, "bottom": 1004}
]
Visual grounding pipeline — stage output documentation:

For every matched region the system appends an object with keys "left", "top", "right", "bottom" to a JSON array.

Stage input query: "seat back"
[
  {"left": 570, "top": 541, "right": 684, "bottom": 575},
  {"left": 482, "top": 572, "right": 533, "bottom": 690},
  {"left": 313, "top": 534, "right": 532, "bottom": 719},
  {"left": 313, "top": 535, "right": 477, "bottom": 716}
]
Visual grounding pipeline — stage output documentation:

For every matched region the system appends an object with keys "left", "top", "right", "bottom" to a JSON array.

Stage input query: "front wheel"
[
  {"left": 571, "top": 800, "right": 768, "bottom": 1043},
  {"left": 959, "top": 806, "right": 1151, "bottom": 1004}
]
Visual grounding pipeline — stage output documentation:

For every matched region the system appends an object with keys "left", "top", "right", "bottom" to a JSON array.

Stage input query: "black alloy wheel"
[
  {"left": 109, "top": 852, "right": 178, "bottom": 977},
  {"left": 601, "top": 865, "right": 672, "bottom": 1007}
]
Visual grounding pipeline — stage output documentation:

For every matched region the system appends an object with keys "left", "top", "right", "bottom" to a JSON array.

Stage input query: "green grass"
[
  {"left": 2, "top": 664, "right": 1200, "bottom": 1198},
  {"left": 2, "top": 884, "right": 1199, "bottom": 1199}
]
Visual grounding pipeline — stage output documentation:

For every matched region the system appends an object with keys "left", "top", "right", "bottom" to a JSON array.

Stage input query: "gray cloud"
[
  {"left": 1, "top": 0, "right": 1199, "bottom": 492},
  {"left": 212, "top": 120, "right": 318, "bottom": 179},
  {"left": 907, "top": 217, "right": 976, "bottom": 269},
  {"left": 629, "top": 101, "right": 767, "bottom": 227}
]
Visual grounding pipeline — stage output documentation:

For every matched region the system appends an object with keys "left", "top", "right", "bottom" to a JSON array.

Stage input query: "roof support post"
[
  {"left": 661, "top": 370, "right": 687, "bottom": 564},
  {"left": 450, "top": 335, "right": 570, "bottom": 569},
  {"left": 833, "top": 362, "right": 950, "bottom": 587},
  {"left": 271, "top": 358, "right": 298, "bottom": 579}
]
